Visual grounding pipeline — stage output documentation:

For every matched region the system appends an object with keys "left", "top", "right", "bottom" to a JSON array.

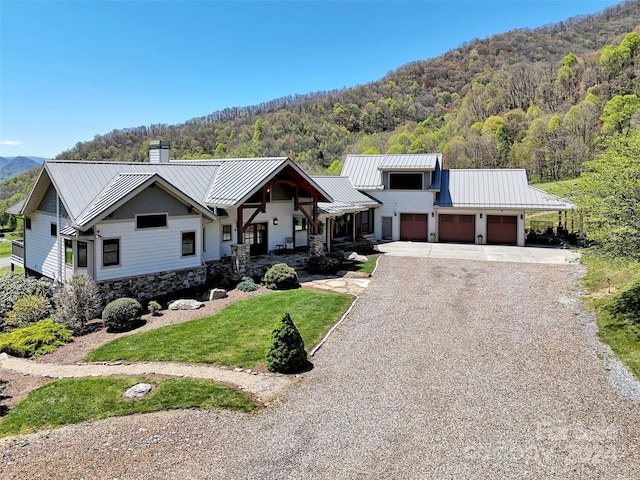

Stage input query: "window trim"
[
  {"left": 181, "top": 231, "right": 196, "bottom": 257},
  {"left": 102, "top": 237, "right": 120, "bottom": 267},
  {"left": 135, "top": 213, "right": 168, "bottom": 230},
  {"left": 50, "top": 223, "right": 57, "bottom": 237},
  {"left": 222, "top": 224, "right": 232, "bottom": 242},
  {"left": 294, "top": 217, "right": 308, "bottom": 231}
]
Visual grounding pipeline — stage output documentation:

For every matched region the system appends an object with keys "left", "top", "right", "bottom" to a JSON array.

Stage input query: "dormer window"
[{"left": 389, "top": 173, "right": 423, "bottom": 190}]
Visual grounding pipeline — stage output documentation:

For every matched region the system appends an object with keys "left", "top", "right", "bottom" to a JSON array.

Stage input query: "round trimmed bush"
[
  {"left": 265, "top": 313, "right": 307, "bottom": 373},
  {"left": 102, "top": 298, "right": 143, "bottom": 332},
  {"left": 305, "top": 255, "right": 341, "bottom": 274},
  {"left": 237, "top": 276, "right": 259, "bottom": 292},
  {"left": 262, "top": 263, "right": 299, "bottom": 290}
]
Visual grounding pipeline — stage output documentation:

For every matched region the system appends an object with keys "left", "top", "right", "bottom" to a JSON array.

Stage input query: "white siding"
[
  {"left": 25, "top": 211, "right": 72, "bottom": 280},
  {"left": 436, "top": 208, "right": 526, "bottom": 246},
  {"left": 94, "top": 215, "right": 203, "bottom": 281},
  {"left": 202, "top": 220, "right": 221, "bottom": 262},
  {"left": 368, "top": 190, "right": 435, "bottom": 241}
]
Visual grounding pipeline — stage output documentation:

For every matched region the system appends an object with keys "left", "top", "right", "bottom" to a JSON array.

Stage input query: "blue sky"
[{"left": 0, "top": 0, "right": 621, "bottom": 158}]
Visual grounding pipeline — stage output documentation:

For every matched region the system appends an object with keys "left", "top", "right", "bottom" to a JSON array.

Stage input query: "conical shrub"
[{"left": 265, "top": 313, "right": 307, "bottom": 373}]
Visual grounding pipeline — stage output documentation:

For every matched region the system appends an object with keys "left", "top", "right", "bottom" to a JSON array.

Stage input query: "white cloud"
[{"left": 0, "top": 140, "right": 23, "bottom": 146}]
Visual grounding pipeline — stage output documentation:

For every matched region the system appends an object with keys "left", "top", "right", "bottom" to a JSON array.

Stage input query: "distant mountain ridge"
[
  {"left": 0, "top": 156, "right": 42, "bottom": 181},
  {"left": 4, "top": 156, "right": 47, "bottom": 164}
]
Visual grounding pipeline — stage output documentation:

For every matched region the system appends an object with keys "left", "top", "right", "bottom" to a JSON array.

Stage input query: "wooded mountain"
[
  {"left": 50, "top": 0, "right": 640, "bottom": 182},
  {"left": 0, "top": 157, "right": 41, "bottom": 182}
]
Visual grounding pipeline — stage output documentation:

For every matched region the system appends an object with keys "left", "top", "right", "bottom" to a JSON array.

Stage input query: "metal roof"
[
  {"left": 312, "top": 176, "right": 380, "bottom": 216},
  {"left": 437, "top": 169, "right": 575, "bottom": 210},
  {"left": 342, "top": 154, "right": 441, "bottom": 189}
]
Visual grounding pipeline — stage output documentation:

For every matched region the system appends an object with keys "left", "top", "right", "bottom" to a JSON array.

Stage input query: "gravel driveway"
[{"left": 3, "top": 256, "right": 640, "bottom": 479}]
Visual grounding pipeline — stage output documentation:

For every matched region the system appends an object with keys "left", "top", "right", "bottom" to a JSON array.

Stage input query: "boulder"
[
  {"left": 348, "top": 252, "right": 369, "bottom": 263},
  {"left": 124, "top": 383, "right": 153, "bottom": 399},
  {"left": 168, "top": 299, "right": 205, "bottom": 310},
  {"left": 208, "top": 288, "right": 228, "bottom": 300}
]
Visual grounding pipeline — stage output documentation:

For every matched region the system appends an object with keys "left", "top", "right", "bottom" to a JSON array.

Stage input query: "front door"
[{"left": 244, "top": 223, "right": 268, "bottom": 255}]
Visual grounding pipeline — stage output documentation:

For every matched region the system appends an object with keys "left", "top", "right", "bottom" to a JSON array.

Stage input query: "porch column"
[
  {"left": 230, "top": 243, "right": 250, "bottom": 280},
  {"left": 307, "top": 234, "right": 324, "bottom": 257}
]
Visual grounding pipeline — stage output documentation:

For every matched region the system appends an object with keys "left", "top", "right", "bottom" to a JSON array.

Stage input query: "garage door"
[
  {"left": 400, "top": 213, "right": 428, "bottom": 241},
  {"left": 438, "top": 214, "right": 475, "bottom": 243},
  {"left": 487, "top": 215, "right": 518, "bottom": 244}
]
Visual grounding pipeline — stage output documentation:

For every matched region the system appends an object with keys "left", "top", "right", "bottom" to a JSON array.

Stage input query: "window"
[
  {"left": 182, "top": 231, "right": 196, "bottom": 256},
  {"left": 25, "top": 218, "right": 31, "bottom": 230},
  {"left": 136, "top": 214, "right": 167, "bottom": 229},
  {"left": 103, "top": 238, "right": 120, "bottom": 267},
  {"left": 77, "top": 241, "right": 87, "bottom": 268},
  {"left": 202, "top": 228, "right": 206, "bottom": 252},
  {"left": 64, "top": 239, "right": 73, "bottom": 265},
  {"left": 389, "top": 173, "right": 423, "bottom": 190},
  {"left": 222, "top": 224, "right": 232, "bottom": 242},
  {"left": 50, "top": 223, "right": 57, "bottom": 236},
  {"left": 294, "top": 217, "right": 307, "bottom": 231}
]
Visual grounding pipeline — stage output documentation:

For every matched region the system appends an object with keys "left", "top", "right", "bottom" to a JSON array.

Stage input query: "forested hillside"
[{"left": 51, "top": 0, "right": 640, "bottom": 182}]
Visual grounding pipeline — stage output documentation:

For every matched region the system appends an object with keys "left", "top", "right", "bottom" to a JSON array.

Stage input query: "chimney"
[{"left": 149, "top": 140, "right": 170, "bottom": 163}]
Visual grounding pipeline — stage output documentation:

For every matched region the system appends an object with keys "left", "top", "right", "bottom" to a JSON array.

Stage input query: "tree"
[
  {"left": 54, "top": 273, "right": 104, "bottom": 333},
  {"left": 576, "top": 131, "right": 640, "bottom": 259},
  {"left": 265, "top": 313, "right": 307, "bottom": 373},
  {"left": 600, "top": 94, "right": 640, "bottom": 137}
]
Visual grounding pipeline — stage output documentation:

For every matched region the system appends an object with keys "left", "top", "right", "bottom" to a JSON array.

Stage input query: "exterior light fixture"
[
  {"left": 431, "top": 212, "right": 434, "bottom": 217},
  {"left": 520, "top": 214, "right": 524, "bottom": 220},
  {"left": 273, "top": 217, "right": 279, "bottom": 225},
  {"left": 480, "top": 213, "right": 483, "bottom": 219}
]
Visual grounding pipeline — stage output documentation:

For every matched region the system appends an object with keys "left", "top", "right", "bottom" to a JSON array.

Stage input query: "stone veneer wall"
[
  {"left": 308, "top": 234, "right": 325, "bottom": 257},
  {"left": 98, "top": 266, "right": 207, "bottom": 302}
]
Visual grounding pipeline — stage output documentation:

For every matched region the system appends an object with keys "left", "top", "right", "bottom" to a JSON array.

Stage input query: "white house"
[{"left": 341, "top": 154, "right": 575, "bottom": 246}]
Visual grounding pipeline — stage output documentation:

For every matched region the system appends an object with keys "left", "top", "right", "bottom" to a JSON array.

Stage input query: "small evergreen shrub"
[
  {"left": 54, "top": 273, "right": 103, "bottom": 333},
  {"left": 305, "top": 255, "right": 341, "bottom": 274},
  {"left": 236, "top": 276, "right": 259, "bottom": 292},
  {"left": 5, "top": 294, "right": 52, "bottom": 329},
  {"left": 352, "top": 240, "right": 375, "bottom": 255},
  {"left": 328, "top": 249, "right": 345, "bottom": 261},
  {"left": 102, "top": 298, "right": 143, "bottom": 332},
  {"left": 219, "top": 277, "right": 232, "bottom": 289},
  {"left": 262, "top": 263, "right": 299, "bottom": 290},
  {"left": 265, "top": 313, "right": 308, "bottom": 373},
  {"left": 0, "top": 319, "right": 74, "bottom": 358},
  {"left": 0, "top": 273, "right": 55, "bottom": 332},
  {"left": 148, "top": 300, "right": 162, "bottom": 316}
]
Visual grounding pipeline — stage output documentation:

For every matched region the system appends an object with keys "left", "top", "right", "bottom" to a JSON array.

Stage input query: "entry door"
[
  {"left": 244, "top": 223, "right": 268, "bottom": 255},
  {"left": 382, "top": 216, "right": 393, "bottom": 240}
]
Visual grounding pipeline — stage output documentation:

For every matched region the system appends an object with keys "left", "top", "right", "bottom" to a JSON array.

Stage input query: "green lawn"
[
  {"left": 581, "top": 252, "right": 640, "bottom": 379},
  {"left": 346, "top": 254, "right": 379, "bottom": 275},
  {"left": 0, "top": 376, "right": 257, "bottom": 437},
  {"left": 86, "top": 289, "right": 353, "bottom": 368},
  {"left": 0, "top": 241, "right": 11, "bottom": 258}
]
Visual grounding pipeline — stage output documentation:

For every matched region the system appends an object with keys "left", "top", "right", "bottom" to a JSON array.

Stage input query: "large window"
[
  {"left": 77, "top": 241, "right": 87, "bottom": 268},
  {"left": 389, "top": 173, "right": 423, "bottom": 190},
  {"left": 103, "top": 238, "right": 120, "bottom": 267},
  {"left": 136, "top": 213, "right": 167, "bottom": 229},
  {"left": 222, "top": 224, "right": 232, "bottom": 242},
  {"left": 182, "top": 231, "right": 196, "bottom": 256},
  {"left": 64, "top": 239, "right": 73, "bottom": 265}
]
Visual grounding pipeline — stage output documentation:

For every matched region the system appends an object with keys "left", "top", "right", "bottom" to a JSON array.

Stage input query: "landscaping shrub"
[
  {"left": 54, "top": 274, "right": 103, "bottom": 333},
  {"left": 328, "top": 249, "right": 345, "bottom": 261},
  {"left": 236, "top": 276, "right": 259, "bottom": 292},
  {"left": 148, "top": 300, "right": 162, "bottom": 316},
  {"left": 265, "top": 313, "right": 308, "bottom": 373},
  {"left": 0, "top": 273, "right": 55, "bottom": 332},
  {"left": 102, "top": 298, "right": 143, "bottom": 332},
  {"left": 305, "top": 255, "right": 341, "bottom": 274},
  {"left": 5, "top": 294, "right": 52, "bottom": 329},
  {"left": 262, "top": 263, "right": 299, "bottom": 290},
  {"left": 351, "top": 240, "right": 375, "bottom": 255},
  {"left": 0, "top": 319, "right": 74, "bottom": 358}
]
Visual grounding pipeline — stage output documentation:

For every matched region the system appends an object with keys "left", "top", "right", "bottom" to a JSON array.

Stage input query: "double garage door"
[{"left": 438, "top": 214, "right": 518, "bottom": 245}]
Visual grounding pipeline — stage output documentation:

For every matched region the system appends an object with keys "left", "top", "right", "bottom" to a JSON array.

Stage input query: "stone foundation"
[
  {"left": 98, "top": 266, "right": 207, "bottom": 302},
  {"left": 308, "top": 234, "right": 325, "bottom": 257},
  {"left": 230, "top": 243, "right": 251, "bottom": 280}
]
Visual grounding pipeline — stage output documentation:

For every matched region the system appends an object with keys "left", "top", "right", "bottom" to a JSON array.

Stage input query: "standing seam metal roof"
[{"left": 342, "top": 154, "right": 440, "bottom": 189}]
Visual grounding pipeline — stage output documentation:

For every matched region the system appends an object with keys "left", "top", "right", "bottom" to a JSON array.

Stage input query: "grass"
[
  {"left": 0, "top": 241, "right": 10, "bottom": 258},
  {"left": 0, "top": 265, "right": 22, "bottom": 275},
  {"left": 580, "top": 251, "right": 640, "bottom": 379},
  {"left": 345, "top": 254, "right": 379, "bottom": 274},
  {"left": 86, "top": 289, "right": 353, "bottom": 368},
  {"left": 0, "top": 376, "right": 257, "bottom": 437}
]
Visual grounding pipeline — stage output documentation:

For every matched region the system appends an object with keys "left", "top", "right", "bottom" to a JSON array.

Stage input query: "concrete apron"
[{"left": 376, "top": 242, "right": 581, "bottom": 265}]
